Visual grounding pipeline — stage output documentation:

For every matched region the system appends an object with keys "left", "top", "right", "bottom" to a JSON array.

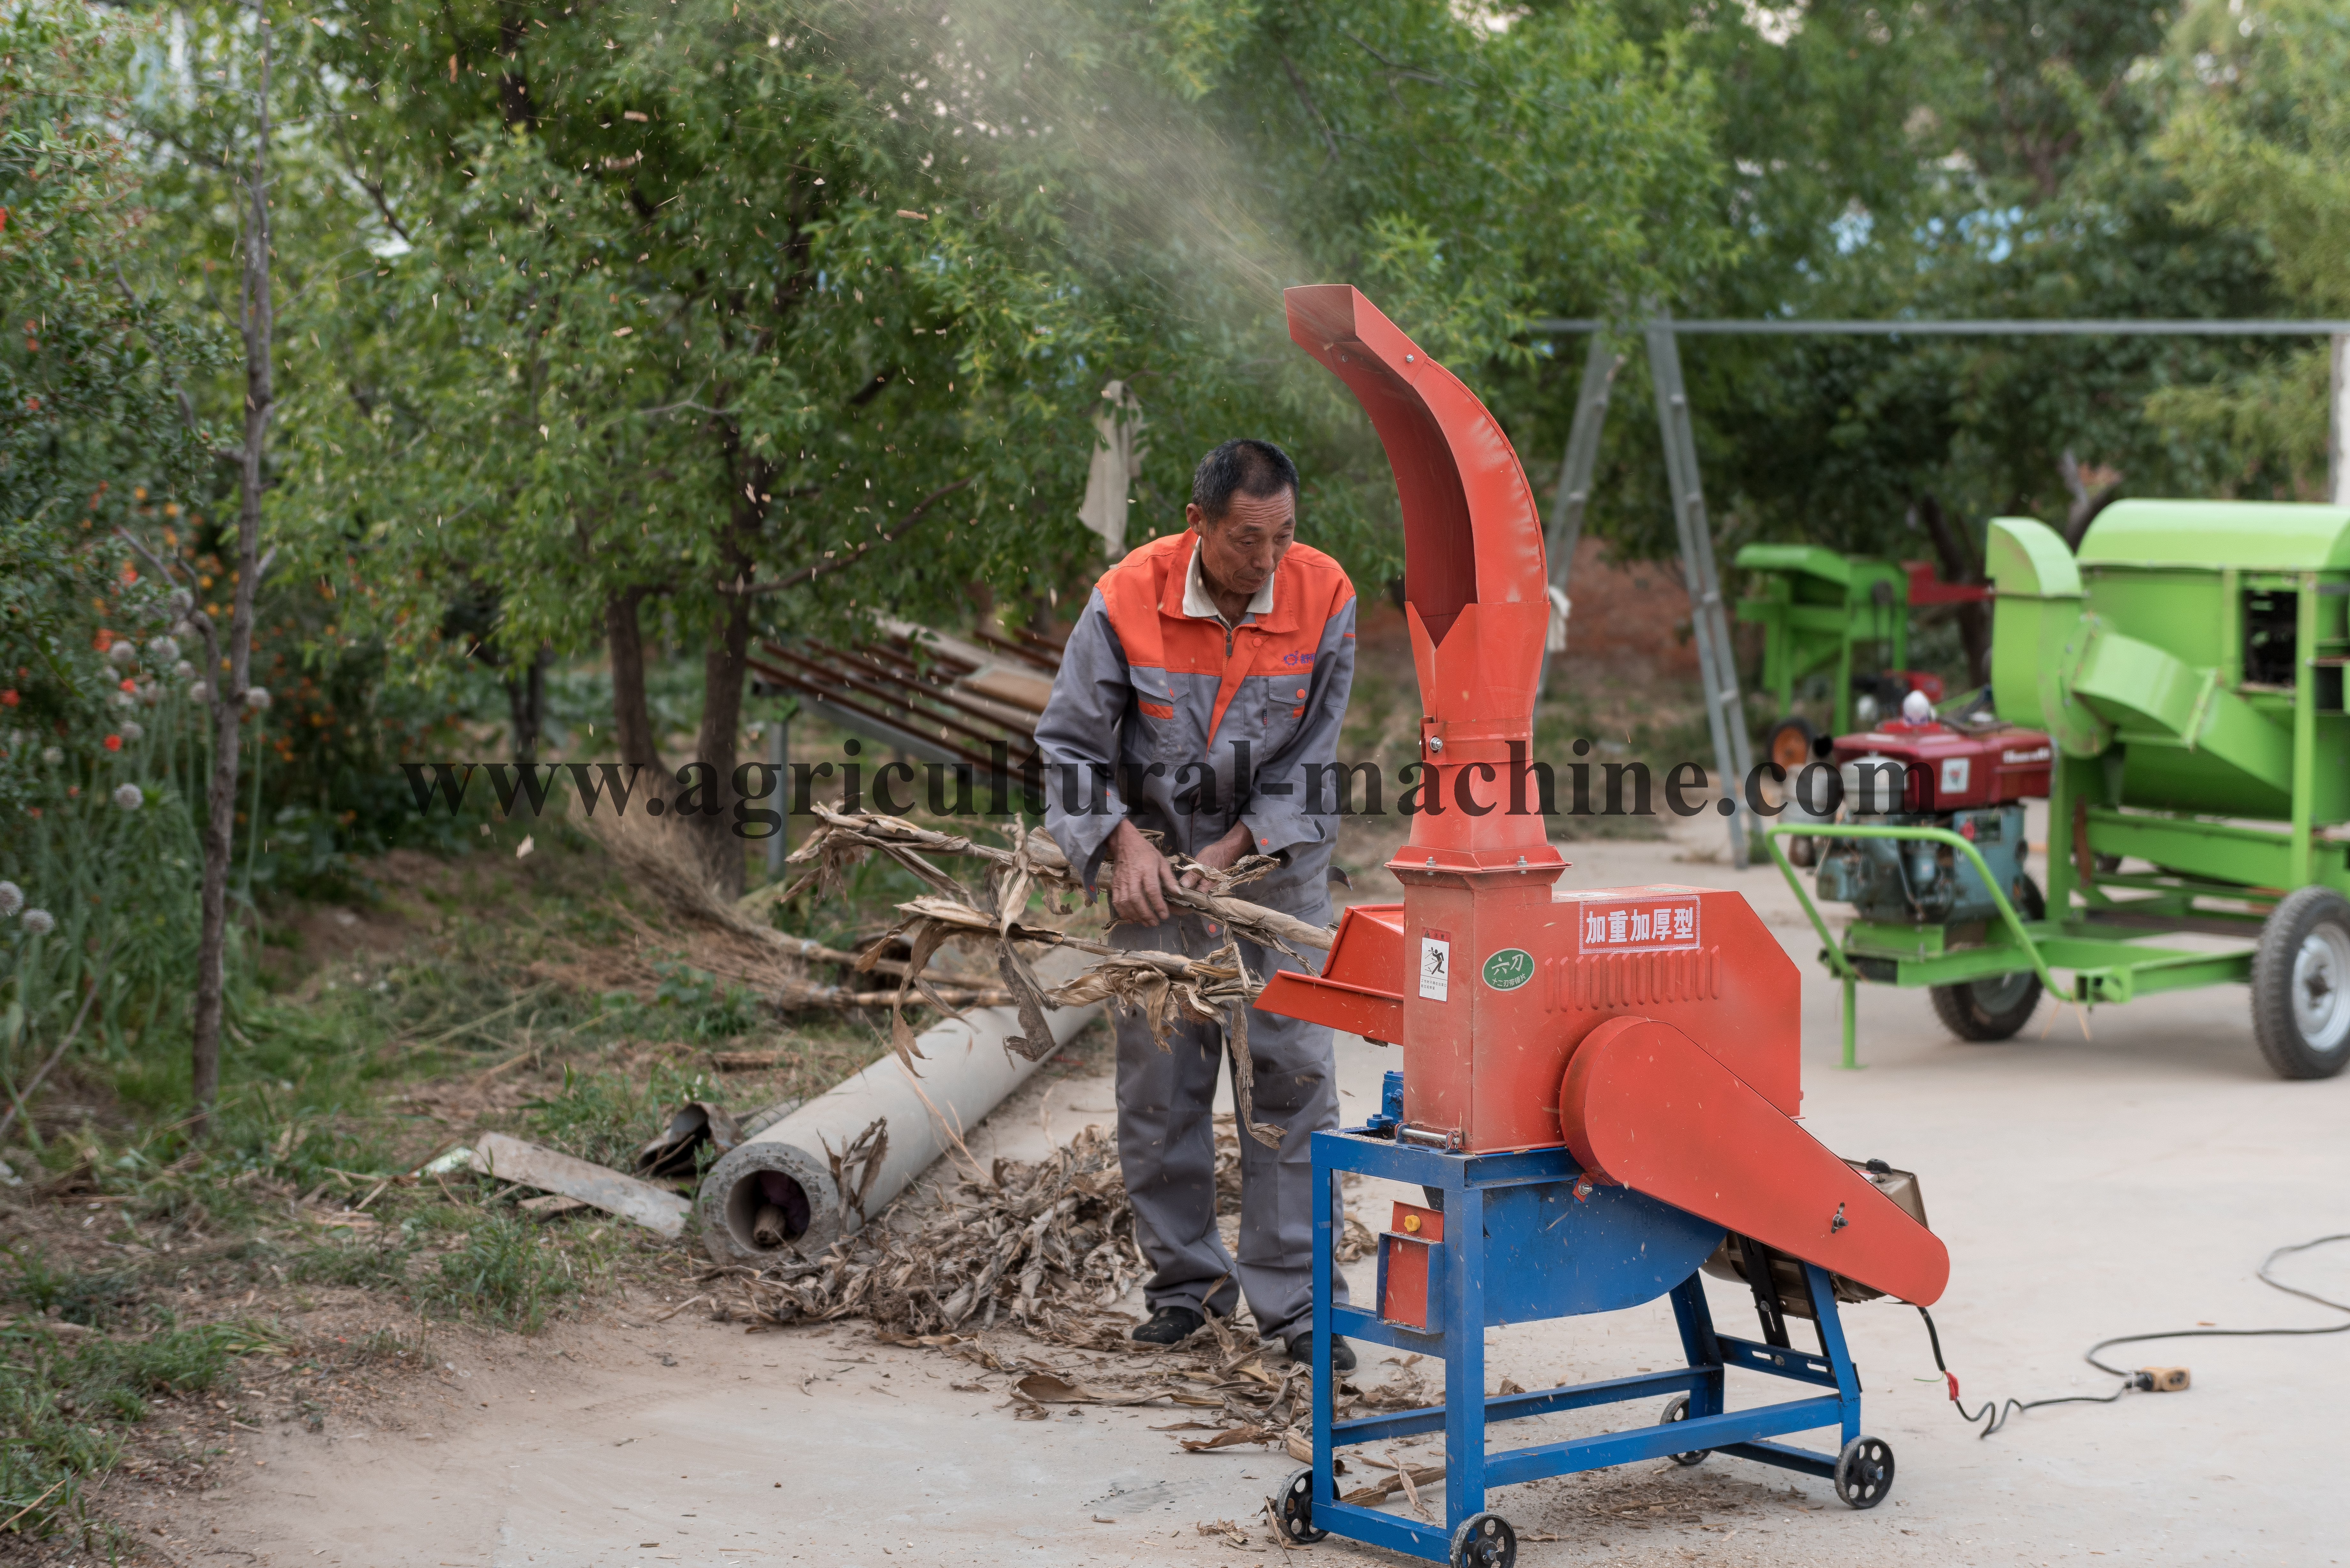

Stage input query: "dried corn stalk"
[
  {"left": 865, "top": 895, "right": 1286, "bottom": 1148},
  {"left": 787, "top": 805, "right": 1335, "bottom": 959},
  {"left": 796, "top": 809, "right": 1333, "bottom": 1150}
]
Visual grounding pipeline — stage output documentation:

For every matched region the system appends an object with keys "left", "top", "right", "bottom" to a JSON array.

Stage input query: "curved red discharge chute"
[{"left": 1284, "top": 285, "right": 1557, "bottom": 868}]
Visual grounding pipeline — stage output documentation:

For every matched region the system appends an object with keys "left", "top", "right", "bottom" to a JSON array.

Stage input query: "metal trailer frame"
[
  {"left": 1301, "top": 1128, "right": 1874, "bottom": 1564},
  {"left": 1763, "top": 820, "right": 2261, "bottom": 1070}
]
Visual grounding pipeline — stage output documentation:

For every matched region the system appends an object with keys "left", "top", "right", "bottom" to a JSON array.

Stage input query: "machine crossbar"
[
  {"left": 1482, "top": 1395, "right": 1847, "bottom": 1489},
  {"left": 1334, "top": 1368, "right": 1710, "bottom": 1445},
  {"left": 1714, "top": 1437, "right": 1843, "bottom": 1480},
  {"left": 1714, "top": 1333, "right": 1840, "bottom": 1386}
]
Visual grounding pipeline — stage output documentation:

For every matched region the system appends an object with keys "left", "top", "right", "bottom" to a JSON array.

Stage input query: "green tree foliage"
[
  {"left": 2148, "top": 0, "right": 2350, "bottom": 490},
  {"left": 1, "top": 5, "right": 227, "bottom": 1065},
  {"left": 1, "top": 2, "right": 225, "bottom": 685},
  {"left": 247, "top": 0, "right": 1728, "bottom": 888},
  {"left": 1573, "top": 0, "right": 2299, "bottom": 605}
]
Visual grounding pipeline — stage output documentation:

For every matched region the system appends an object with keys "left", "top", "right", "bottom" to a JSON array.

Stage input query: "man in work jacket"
[{"left": 1037, "top": 438, "right": 1359, "bottom": 1371}]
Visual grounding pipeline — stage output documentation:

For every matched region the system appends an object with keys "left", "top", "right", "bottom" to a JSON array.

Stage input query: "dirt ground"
[{"left": 105, "top": 805, "right": 2350, "bottom": 1568}]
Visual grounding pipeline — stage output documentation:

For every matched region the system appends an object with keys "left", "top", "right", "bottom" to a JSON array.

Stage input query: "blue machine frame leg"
[{"left": 1306, "top": 1128, "right": 1869, "bottom": 1563}]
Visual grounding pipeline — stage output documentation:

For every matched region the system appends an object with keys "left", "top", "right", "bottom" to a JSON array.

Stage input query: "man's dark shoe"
[
  {"left": 1132, "top": 1305, "right": 1206, "bottom": 1345},
  {"left": 1286, "top": 1331, "right": 1356, "bottom": 1373}
]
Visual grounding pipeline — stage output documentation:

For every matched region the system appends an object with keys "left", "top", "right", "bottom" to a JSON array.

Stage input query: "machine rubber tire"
[
  {"left": 1833, "top": 1435, "right": 1895, "bottom": 1509},
  {"left": 1658, "top": 1394, "right": 1709, "bottom": 1466},
  {"left": 1927, "top": 876, "right": 2045, "bottom": 1042},
  {"left": 1273, "top": 1468, "right": 1327, "bottom": 1544},
  {"left": 2250, "top": 886, "right": 2350, "bottom": 1080},
  {"left": 1449, "top": 1512, "right": 1516, "bottom": 1568},
  {"left": 1929, "top": 971, "right": 2043, "bottom": 1042}
]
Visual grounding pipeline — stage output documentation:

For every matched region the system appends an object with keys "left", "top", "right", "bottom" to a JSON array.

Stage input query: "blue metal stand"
[{"left": 1306, "top": 1127, "right": 1870, "bottom": 1563}]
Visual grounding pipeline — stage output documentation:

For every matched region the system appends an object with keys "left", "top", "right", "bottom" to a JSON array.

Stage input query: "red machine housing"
[
  {"left": 1832, "top": 719, "right": 2053, "bottom": 812},
  {"left": 1261, "top": 886, "right": 1801, "bottom": 1151},
  {"left": 1255, "top": 285, "right": 1948, "bottom": 1306}
]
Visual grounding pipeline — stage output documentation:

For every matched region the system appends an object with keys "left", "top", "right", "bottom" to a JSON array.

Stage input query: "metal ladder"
[{"left": 1537, "top": 313, "right": 1755, "bottom": 868}]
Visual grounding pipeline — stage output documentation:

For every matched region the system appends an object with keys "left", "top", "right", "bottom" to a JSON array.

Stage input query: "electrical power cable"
[{"left": 1912, "top": 1232, "right": 2350, "bottom": 1439}]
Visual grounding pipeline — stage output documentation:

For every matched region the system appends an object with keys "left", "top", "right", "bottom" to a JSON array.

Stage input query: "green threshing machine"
[
  {"left": 1733, "top": 544, "right": 1990, "bottom": 775},
  {"left": 1771, "top": 499, "right": 2350, "bottom": 1082}
]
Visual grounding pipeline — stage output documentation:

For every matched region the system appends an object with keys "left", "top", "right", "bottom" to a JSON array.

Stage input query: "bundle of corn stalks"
[
  {"left": 782, "top": 806, "right": 1336, "bottom": 1149},
  {"left": 782, "top": 804, "right": 1335, "bottom": 958}
]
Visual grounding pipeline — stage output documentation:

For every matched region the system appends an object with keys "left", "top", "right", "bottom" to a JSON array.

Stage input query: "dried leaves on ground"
[{"left": 698, "top": 1120, "right": 1383, "bottom": 1456}]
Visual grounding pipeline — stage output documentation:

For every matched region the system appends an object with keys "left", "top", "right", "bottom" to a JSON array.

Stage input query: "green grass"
[
  {"left": 411, "top": 1213, "right": 581, "bottom": 1334},
  {"left": 0, "top": 1308, "right": 285, "bottom": 1545},
  {"left": 516, "top": 1057, "right": 733, "bottom": 1169},
  {"left": 277, "top": 1194, "right": 627, "bottom": 1336},
  {"left": 0, "top": 786, "right": 956, "bottom": 1546}
]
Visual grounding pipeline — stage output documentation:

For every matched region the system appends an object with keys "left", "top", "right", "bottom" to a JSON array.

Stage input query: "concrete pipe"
[{"left": 697, "top": 948, "right": 1102, "bottom": 1263}]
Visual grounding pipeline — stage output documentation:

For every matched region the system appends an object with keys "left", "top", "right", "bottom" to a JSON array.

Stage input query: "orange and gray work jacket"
[{"left": 1037, "top": 530, "right": 1358, "bottom": 922}]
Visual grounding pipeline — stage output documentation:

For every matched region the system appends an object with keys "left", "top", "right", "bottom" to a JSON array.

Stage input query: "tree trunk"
[
  {"left": 690, "top": 574, "right": 753, "bottom": 898},
  {"left": 605, "top": 587, "right": 658, "bottom": 767},
  {"left": 1916, "top": 494, "right": 1990, "bottom": 689},
  {"left": 2058, "top": 449, "right": 2123, "bottom": 551},
  {"left": 193, "top": 1, "right": 275, "bottom": 1139},
  {"left": 504, "top": 645, "right": 549, "bottom": 764},
  {"left": 191, "top": 689, "right": 240, "bottom": 1131}
]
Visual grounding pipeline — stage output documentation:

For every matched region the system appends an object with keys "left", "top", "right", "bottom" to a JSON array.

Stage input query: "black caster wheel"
[
  {"left": 1450, "top": 1511, "right": 1516, "bottom": 1568},
  {"left": 1659, "top": 1393, "right": 1709, "bottom": 1466},
  {"left": 1273, "top": 1467, "right": 1326, "bottom": 1544},
  {"left": 1833, "top": 1434, "right": 1895, "bottom": 1509}
]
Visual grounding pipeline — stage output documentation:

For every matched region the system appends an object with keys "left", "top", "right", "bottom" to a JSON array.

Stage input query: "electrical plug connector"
[{"left": 2132, "top": 1366, "right": 2190, "bottom": 1393}]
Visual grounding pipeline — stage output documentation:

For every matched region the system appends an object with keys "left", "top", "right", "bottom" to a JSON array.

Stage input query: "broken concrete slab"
[{"left": 470, "top": 1133, "right": 693, "bottom": 1239}]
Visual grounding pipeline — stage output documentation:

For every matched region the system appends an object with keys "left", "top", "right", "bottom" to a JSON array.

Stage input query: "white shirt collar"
[{"left": 1182, "top": 538, "right": 1276, "bottom": 625}]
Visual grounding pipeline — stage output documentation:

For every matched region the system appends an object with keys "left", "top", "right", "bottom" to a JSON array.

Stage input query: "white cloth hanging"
[
  {"left": 1077, "top": 379, "right": 1147, "bottom": 558},
  {"left": 1545, "top": 584, "right": 1572, "bottom": 653}
]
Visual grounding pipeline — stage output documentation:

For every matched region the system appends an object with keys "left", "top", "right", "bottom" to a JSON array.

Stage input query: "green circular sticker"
[{"left": 1482, "top": 948, "right": 1535, "bottom": 991}]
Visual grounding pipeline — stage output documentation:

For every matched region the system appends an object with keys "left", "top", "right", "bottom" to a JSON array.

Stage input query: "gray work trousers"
[{"left": 1113, "top": 921, "right": 1350, "bottom": 1343}]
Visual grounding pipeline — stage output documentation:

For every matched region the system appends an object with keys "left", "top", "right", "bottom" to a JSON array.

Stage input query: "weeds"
[
  {"left": 0, "top": 1312, "right": 282, "bottom": 1542},
  {"left": 518, "top": 1058, "right": 727, "bottom": 1169},
  {"left": 412, "top": 1213, "right": 580, "bottom": 1334},
  {"left": 283, "top": 1192, "right": 625, "bottom": 1337},
  {"left": 284, "top": 1231, "right": 417, "bottom": 1293},
  {"left": 3, "top": 1246, "right": 140, "bottom": 1331}
]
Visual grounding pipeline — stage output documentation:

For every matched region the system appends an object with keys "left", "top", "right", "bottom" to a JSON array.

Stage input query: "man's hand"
[
  {"left": 1108, "top": 818, "right": 1186, "bottom": 927},
  {"left": 1181, "top": 820, "right": 1255, "bottom": 891}
]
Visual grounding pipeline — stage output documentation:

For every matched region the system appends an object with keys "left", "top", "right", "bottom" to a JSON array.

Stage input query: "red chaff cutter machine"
[{"left": 1256, "top": 287, "right": 1951, "bottom": 1568}]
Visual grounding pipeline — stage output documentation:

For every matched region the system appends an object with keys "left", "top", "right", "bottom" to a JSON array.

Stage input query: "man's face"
[{"left": 1187, "top": 488, "right": 1296, "bottom": 600}]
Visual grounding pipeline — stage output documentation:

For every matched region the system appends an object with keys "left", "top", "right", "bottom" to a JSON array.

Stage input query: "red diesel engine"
[{"left": 1811, "top": 703, "right": 2054, "bottom": 1037}]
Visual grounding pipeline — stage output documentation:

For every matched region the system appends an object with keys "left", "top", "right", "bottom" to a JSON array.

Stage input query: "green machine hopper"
[
  {"left": 1734, "top": 544, "right": 1989, "bottom": 772},
  {"left": 1768, "top": 499, "right": 2350, "bottom": 1081}
]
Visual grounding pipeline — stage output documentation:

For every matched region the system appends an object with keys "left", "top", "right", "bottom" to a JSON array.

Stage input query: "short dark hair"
[{"left": 1191, "top": 438, "right": 1299, "bottom": 524}]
